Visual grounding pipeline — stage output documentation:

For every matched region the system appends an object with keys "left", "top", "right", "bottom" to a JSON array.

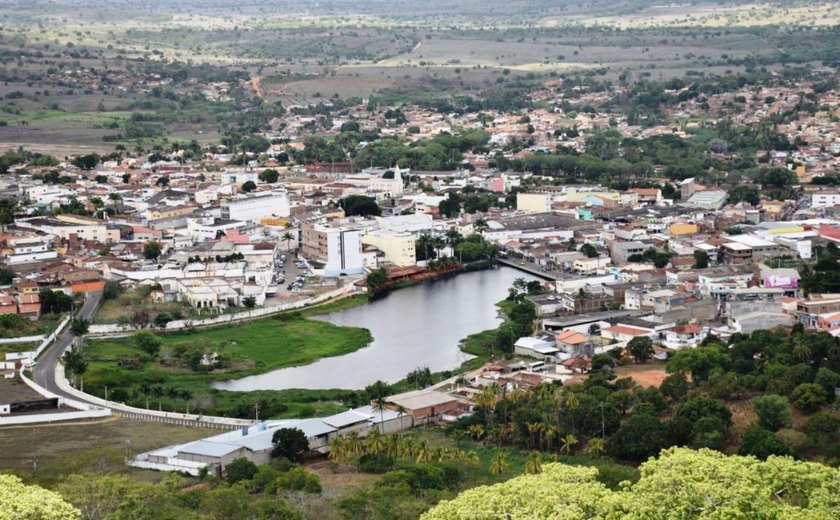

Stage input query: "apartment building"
[{"left": 301, "top": 223, "right": 364, "bottom": 276}]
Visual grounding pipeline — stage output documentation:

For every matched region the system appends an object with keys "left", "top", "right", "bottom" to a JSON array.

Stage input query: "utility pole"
[{"left": 255, "top": 401, "right": 259, "bottom": 422}]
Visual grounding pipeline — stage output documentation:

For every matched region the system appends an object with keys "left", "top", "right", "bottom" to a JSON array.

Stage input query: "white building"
[
  {"left": 812, "top": 192, "right": 840, "bottom": 209},
  {"left": 301, "top": 223, "right": 364, "bottom": 276},
  {"left": 221, "top": 190, "right": 290, "bottom": 222}
]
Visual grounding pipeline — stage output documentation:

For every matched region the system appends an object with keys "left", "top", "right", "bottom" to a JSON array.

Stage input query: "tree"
[
  {"left": 626, "top": 336, "right": 654, "bottom": 363},
  {"left": 339, "top": 195, "right": 381, "bottom": 217},
  {"left": 580, "top": 243, "right": 598, "bottom": 258},
  {"left": 63, "top": 346, "right": 87, "bottom": 387},
  {"left": 738, "top": 427, "right": 794, "bottom": 459},
  {"left": 72, "top": 153, "right": 100, "bottom": 170},
  {"left": 560, "top": 434, "right": 578, "bottom": 454},
  {"left": 259, "top": 168, "right": 279, "bottom": 183},
  {"left": 143, "top": 240, "right": 162, "bottom": 260},
  {"left": 751, "top": 394, "right": 792, "bottom": 431},
  {"left": 70, "top": 318, "right": 89, "bottom": 336},
  {"left": 281, "top": 231, "right": 295, "bottom": 251},
  {"left": 524, "top": 452, "right": 542, "bottom": 474},
  {"left": 271, "top": 427, "right": 309, "bottom": 461},
  {"left": 241, "top": 180, "right": 256, "bottom": 193},
  {"left": 0, "top": 474, "right": 79, "bottom": 520},
  {"left": 242, "top": 296, "right": 256, "bottom": 309},
  {"left": 132, "top": 330, "right": 162, "bottom": 356},
  {"left": 489, "top": 452, "right": 511, "bottom": 476},
  {"left": 225, "top": 458, "right": 258, "bottom": 484},
  {"left": 693, "top": 250, "right": 710, "bottom": 269},
  {"left": 422, "top": 448, "right": 840, "bottom": 519},
  {"left": 789, "top": 383, "right": 829, "bottom": 413},
  {"left": 155, "top": 176, "right": 169, "bottom": 187},
  {"left": 606, "top": 413, "right": 669, "bottom": 462},
  {"left": 365, "top": 268, "right": 389, "bottom": 293}
]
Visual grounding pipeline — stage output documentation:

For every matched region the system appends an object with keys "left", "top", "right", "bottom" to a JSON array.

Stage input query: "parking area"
[{"left": 264, "top": 252, "right": 317, "bottom": 304}]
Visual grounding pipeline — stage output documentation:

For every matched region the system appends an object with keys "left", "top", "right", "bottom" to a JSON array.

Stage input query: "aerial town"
[{"left": 3, "top": 0, "right": 840, "bottom": 517}]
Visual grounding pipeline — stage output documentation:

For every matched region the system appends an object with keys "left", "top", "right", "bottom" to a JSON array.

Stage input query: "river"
[{"left": 213, "top": 266, "right": 536, "bottom": 391}]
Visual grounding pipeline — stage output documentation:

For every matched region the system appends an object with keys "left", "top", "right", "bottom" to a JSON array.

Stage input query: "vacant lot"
[
  {"left": 0, "top": 417, "right": 214, "bottom": 485},
  {"left": 614, "top": 362, "right": 668, "bottom": 388}
]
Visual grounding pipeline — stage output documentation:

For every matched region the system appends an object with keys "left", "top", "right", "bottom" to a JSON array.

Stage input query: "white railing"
[{"left": 34, "top": 316, "right": 71, "bottom": 358}]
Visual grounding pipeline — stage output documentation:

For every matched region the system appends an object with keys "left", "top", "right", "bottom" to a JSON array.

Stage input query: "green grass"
[
  {"left": 0, "top": 342, "right": 39, "bottom": 356},
  {"left": 82, "top": 314, "right": 372, "bottom": 419}
]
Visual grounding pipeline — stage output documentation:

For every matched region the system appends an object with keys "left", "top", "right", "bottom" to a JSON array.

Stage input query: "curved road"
[{"left": 34, "top": 291, "right": 102, "bottom": 402}]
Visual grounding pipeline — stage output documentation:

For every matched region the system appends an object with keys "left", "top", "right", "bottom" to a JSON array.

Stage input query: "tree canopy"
[
  {"left": 422, "top": 448, "right": 840, "bottom": 519},
  {"left": 0, "top": 474, "right": 79, "bottom": 520}
]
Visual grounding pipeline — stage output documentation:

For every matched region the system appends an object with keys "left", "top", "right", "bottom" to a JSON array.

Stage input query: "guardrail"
[{"left": 34, "top": 316, "right": 71, "bottom": 359}]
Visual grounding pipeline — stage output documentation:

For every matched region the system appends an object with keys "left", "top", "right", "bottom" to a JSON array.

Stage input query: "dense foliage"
[{"left": 422, "top": 448, "right": 840, "bottom": 519}]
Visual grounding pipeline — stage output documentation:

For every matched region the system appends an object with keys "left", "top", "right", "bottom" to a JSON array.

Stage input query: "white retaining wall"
[
  {"left": 54, "top": 363, "right": 253, "bottom": 430},
  {"left": 0, "top": 408, "right": 111, "bottom": 426},
  {"left": 0, "top": 334, "right": 45, "bottom": 345}
]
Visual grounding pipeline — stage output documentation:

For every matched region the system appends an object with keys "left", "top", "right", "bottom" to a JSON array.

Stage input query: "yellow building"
[
  {"left": 362, "top": 230, "right": 417, "bottom": 267},
  {"left": 148, "top": 205, "right": 194, "bottom": 220},
  {"left": 669, "top": 223, "right": 699, "bottom": 236},
  {"left": 516, "top": 193, "right": 551, "bottom": 213}
]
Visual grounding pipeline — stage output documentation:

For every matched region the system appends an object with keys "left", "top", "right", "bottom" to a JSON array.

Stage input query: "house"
[
  {"left": 383, "top": 389, "right": 461, "bottom": 424},
  {"left": 514, "top": 336, "right": 560, "bottom": 360},
  {"left": 554, "top": 330, "right": 593, "bottom": 358},
  {"left": 15, "top": 294, "right": 40, "bottom": 320}
]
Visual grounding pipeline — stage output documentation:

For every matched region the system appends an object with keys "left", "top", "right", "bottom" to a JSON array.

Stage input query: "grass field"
[
  {"left": 0, "top": 417, "right": 215, "bottom": 486},
  {"left": 82, "top": 313, "right": 372, "bottom": 418}
]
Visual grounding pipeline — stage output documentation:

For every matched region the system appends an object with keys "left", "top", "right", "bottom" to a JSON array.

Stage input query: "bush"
[
  {"left": 225, "top": 458, "right": 258, "bottom": 484},
  {"left": 738, "top": 427, "right": 794, "bottom": 459},
  {"left": 790, "top": 383, "right": 829, "bottom": 414},
  {"left": 751, "top": 394, "right": 792, "bottom": 431}
]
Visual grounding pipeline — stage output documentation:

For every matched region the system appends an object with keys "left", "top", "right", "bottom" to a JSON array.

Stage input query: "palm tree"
[
  {"left": 542, "top": 425, "right": 558, "bottom": 452},
  {"left": 366, "top": 429, "right": 384, "bottom": 456},
  {"left": 345, "top": 431, "right": 363, "bottom": 457},
  {"left": 414, "top": 440, "right": 432, "bottom": 463},
  {"left": 474, "top": 218, "right": 489, "bottom": 234},
  {"left": 281, "top": 231, "right": 295, "bottom": 252},
  {"left": 489, "top": 452, "right": 511, "bottom": 476},
  {"left": 524, "top": 452, "right": 542, "bottom": 475},
  {"left": 180, "top": 389, "right": 193, "bottom": 414},
  {"left": 526, "top": 422, "right": 542, "bottom": 450},
  {"left": 371, "top": 396, "right": 388, "bottom": 433},
  {"left": 328, "top": 436, "right": 346, "bottom": 461},
  {"left": 792, "top": 339, "right": 812, "bottom": 362},
  {"left": 467, "top": 424, "right": 485, "bottom": 441},
  {"left": 585, "top": 437, "right": 606, "bottom": 457},
  {"left": 400, "top": 436, "right": 416, "bottom": 459},
  {"left": 560, "top": 434, "right": 578, "bottom": 455},
  {"left": 384, "top": 433, "right": 401, "bottom": 459}
]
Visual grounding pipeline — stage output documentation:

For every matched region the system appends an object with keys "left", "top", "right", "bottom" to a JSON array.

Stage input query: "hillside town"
[{"left": 2, "top": 66, "right": 840, "bottom": 485}]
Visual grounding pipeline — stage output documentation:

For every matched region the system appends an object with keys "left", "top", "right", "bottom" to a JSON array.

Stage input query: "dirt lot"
[{"left": 614, "top": 362, "right": 668, "bottom": 388}]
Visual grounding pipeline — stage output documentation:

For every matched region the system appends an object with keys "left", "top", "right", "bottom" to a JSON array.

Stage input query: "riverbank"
[
  {"left": 81, "top": 267, "right": 520, "bottom": 419},
  {"left": 82, "top": 306, "right": 374, "bottom": 418}
]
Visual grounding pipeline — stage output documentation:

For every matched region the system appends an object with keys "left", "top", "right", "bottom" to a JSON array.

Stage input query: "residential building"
[
  {"left": 301, "top": 223, "right": 364, "bottom": 276},
  {"left": 221, "top": 190, "right": 290, "bottom": 222}
]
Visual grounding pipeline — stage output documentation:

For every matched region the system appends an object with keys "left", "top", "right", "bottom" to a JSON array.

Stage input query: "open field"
[
  {"left": 614, "top": 362, "right": 668, "bottom": 388},
  {"left": 0, "top": 417, "right": 215, "bottom": 485}
]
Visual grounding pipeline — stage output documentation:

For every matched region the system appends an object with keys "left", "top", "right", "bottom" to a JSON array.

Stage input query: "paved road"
[{"left": 34, "top": 291, "right": 102, "bottom": 401}]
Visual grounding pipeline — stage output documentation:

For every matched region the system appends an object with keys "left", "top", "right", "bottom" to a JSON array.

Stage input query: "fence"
[
  {"left": 0, "top": 408, "right": 111, "bottom": 427},
  {"left": 87, "top": 284, "right": 357, "bottom": 337},
  {"left": 54, "top": 363, "right": 252, "bottom": 430},
  {"left": 0, "top": 334, "right": 45, "bottom": 345}
]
